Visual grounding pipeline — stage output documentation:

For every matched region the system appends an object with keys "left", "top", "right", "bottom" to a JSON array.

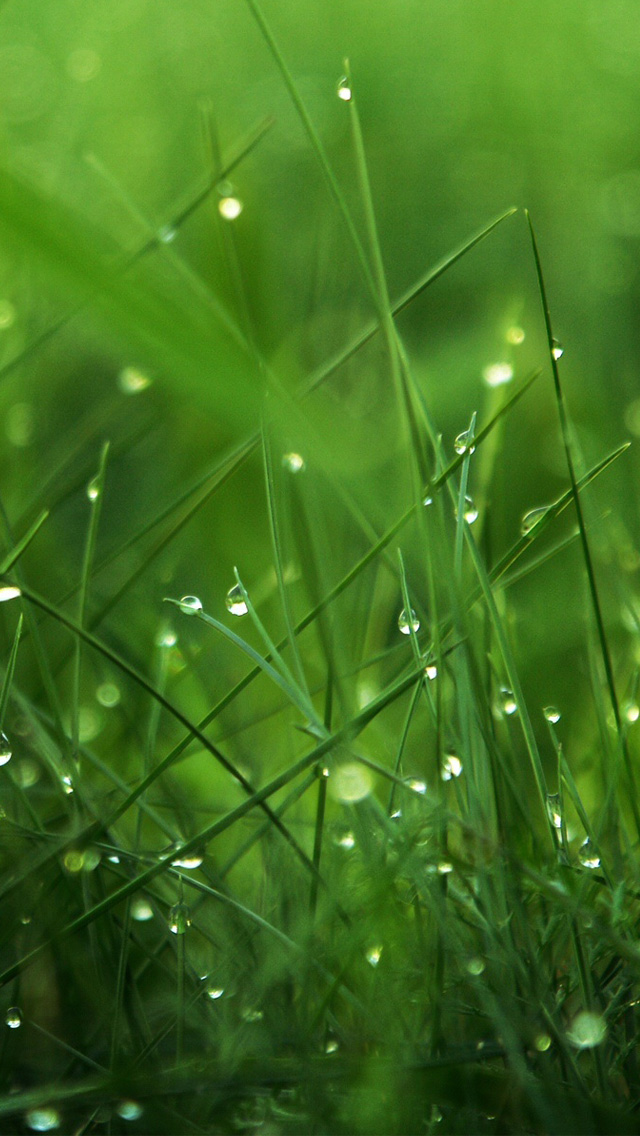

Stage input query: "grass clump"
[{"left": 0, "top": 7, "right": 639, "bottom": 1135}]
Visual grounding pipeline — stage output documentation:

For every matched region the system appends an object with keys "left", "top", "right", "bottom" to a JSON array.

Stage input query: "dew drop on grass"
[
  {"left": 546, "top": 794, "right": 563, "bottom": 830},
  {"left": 398, "top": 608, "right": 420, "bottom": 635},
  {"left": 158, "top": 225, "right": 176, "bottom": 243},
  {"left": 579, "top": 838, "right": 601, "bottom": 869},
  {"left": 226, "top": 584, "right": 248, "bottom": 616},
  {"left": 156, "top": 626, "right": 178, "bottom": 648},
  {"left": 61, "top": 774, "right": 74, "bottom": 795},
  {"left": 178, "top": 595, "right": 202, "bottom": 615},
  {"left": 282, "top": 451, "right": 305, "bottom": 473},
  {"left": 25, "top": 1108, "right": 60, "bottom": 1132},
  {"left": 506, "top": 326, "right": 525, "bottom": 345},
  {"left": 624, "top": 700, "right": 640, "bottom": 723},
  {"left": 366, "top": 945, "right": 382, "bottom": 967},
  {"left": 118, "top": 366, "right": 151, "bottom": 394},
  {"left": 5, "top": 1006, "right": 21, "bottom": 1029},
  {"left": 96, "top": 682, "right": 120, "bottom": 708},
  {"left": 0, "top": 732, "right": 11, "bottom": 766},
  {"left": 331, "top": 763, "right": 373, "bottom": 802},
  {"left": 63, "top": 846, "right": 101, "bottom": 873},
  {"left": 423, "top": 494, "right": 433, "bottom": 507},
  {"left": 534, "top": 1033, "right": 552, "bottom": 1052},
  {"left": 0, "top": 586, "right": 21, "bottom": 602},
  {"left": 171, "top": 848, "right": 204, "bottom": 869},
  {"left": 336, "top": 75, "right": 352, "bottom": 101},
  {"left": 424, "top": 663, "right": 438, "bottom": 680},
  {"left": 405, "top": 777, "right": 427, "bottom": 794},
  {"left": 455, "top": 495, "right": 478, "bottom": 524},
  {"left": 437, "top": 861, "right": 453, "bottom": 874},
  {"left": 551, "top": 338, "right": 564, "bottom": 360},
  {"left": 325, "top": 1037, "right": 339, "bottom": 1054},
  {"left": 543, "top": 705, "right": 561, "bottom": 724},
  {"left": 466, "top": 957, "right": 485, "bottom": 976},
  {"left": 521, "top": 506, "right": 550, "bottom": 536},
  {"left": 168, "top": 902, "right": 191, "bottom": 934},
  {"left": 483, "top": 362, "right": 513, "bottom": 387},
  {"left": 567, "top": 1011, "right": 606, "bottom": 1049},
  {"left": 441, "top": 753, "right": 463, "bottom": 780},
  {"left": 499, "top": 688, "right": 518, "bottom": 716},
  {"left": 454, "top": 429, "right": 475, "bottom": 455},
  {"left": 218, "top": 194, "right": 243, "bottom": 220},
  {"left": 335, "top": 830, "right": 355, "bottom": 850},
  {"left": 86, "top": 476, "right": 100, "bottom": 502},
  {"left": 131, "top": 897, "right": 154, "bottom": 922},
  {"left": 116, "top": 1101, "right": 144, "bottom": 1122},
  {"left": 205, "top": 982, "right": 224, "bottom": 1000}
]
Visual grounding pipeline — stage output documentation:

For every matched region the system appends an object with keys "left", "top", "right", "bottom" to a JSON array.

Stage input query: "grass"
[{"left": 0, "top": 9, "right": 639, "bottom": 1136}]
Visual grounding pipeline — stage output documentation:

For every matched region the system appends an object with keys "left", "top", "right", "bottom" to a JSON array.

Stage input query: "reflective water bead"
[
  {"left": 225, "top": 584, "right": 248, "bottom": 616},
  {"left": 131, "top": 897, "right": 154, "bottom": 922},
  {"left": 624, "top": 700, "right": 640, "bottom": 723},
  {"left": 441, "top": 753, "right": 463, "bottom": 780},
  {"left": 335, "top": 831, "right": 355, "bottom": 850},
  {"left": 282, "top": 451, "right": 305, "bottom": 473},
  {"left": 330, "top": 763, "right": 373, "bottom": 802},
  {"left": 567, "top": 1011, "right": 606, "bottom": 1049},
  {"left": 86, "top": 477, "right": 100, "bottom": 502},
  {"left": 579, "top": 838, "right": 601, "bottom": 869},
  {"left": 483, "top": 362, "right": 513, "bottom": 387},
  {"left": 155, "top": 626, "right": 177, "bottom": 648},
  {"left": 455, "top": 495, "right": 478, "bottom": 524},
  {"left": 366, "top": 945, "right": 382, "bottom": 967},
  {"left": 546, "top": 794, "right": 563, "bottom": 830},
  {"left": 118, "top": 366, "right": 151, "bottom": 394},
  {"left": 424, "top": 663, "right": 438, "bottom": 680},
  {"left": 499, "top": 688, "right": 518, "bottom": 716},
  {"left": 158, "top": 225, "right": 176, "bottom": 243},
  {"left": 454, "top": 429, "right": 476, "bottom": 456},
  {"left": 96, "top": 682, "right": 120, "bottom": 708},
  {"left": 172, "top": 848, "right": 204, "bottom": 869},
  {"left": 398, "top": 607, "right": 420, "bottom": 635},
  {"left": 5, "top": 1006, "right": 21, "bottom": 1028},
  {"left": 168, "top": 902, "right": 191, "bottom": 934},
  {"left": 506, "top": 326, "right": 525, "bottom": 345},
  {"left": 325, "top": 1037, "right": 339, "bottom": 1054},
  {"left": 551, "top": 339, "right": 564, "bottom": 361},
  {"left": 543, "top": 705, "right": 561, "bottom": 724},
  {"left": 466, "top": 957, "right": 485, "bottom": 976},
  {"left": 218, "top": 195, "right": 243, "bottom": 220},
  {"left": 534, "top": 1033, "right": 552, "bottom": 1052},
  {"left": 0, "top": 732, "right": 11, "bottom": 766},
  {"left": 178, "top": 595, "right": 202, "bottom": 615},
  {"left": 116, "top": 1101, "right": 144, "bottom": 1122},
  {"left": 521, "top": 506, "right": 550, "bottom": 536},
  {"left": 205, "top": 982, "right": 224, "bottom": 1000},
  {"left": 0, "top": 586, "right": 21, "bottom": 602},
  {"left": 405, "top": 777, "right": 427, "bottom": 794},
  {"left": 423, "top": 494, "right": 433, "bottom": 507},
  {"left": 437, "top": 861, "right": 453, "bottom": 874},
  {"left": 336, "top": 75, "right": 352, "bottom": 101},
  {"left": 25, "top": 1109, "right": 60, "bottom": 1132}
]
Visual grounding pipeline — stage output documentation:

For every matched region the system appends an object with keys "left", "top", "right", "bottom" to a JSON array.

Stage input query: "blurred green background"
[{"left": 0, "top": 0, "right": 639, "bottom": 796}]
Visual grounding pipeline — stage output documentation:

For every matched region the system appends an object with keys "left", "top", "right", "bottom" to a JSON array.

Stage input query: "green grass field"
[{"left": 1, "top": 2, "right": 640, "bottom": 1132}]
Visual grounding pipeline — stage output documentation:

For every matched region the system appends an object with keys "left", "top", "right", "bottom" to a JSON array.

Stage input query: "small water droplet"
[
  {"left": 25, "top": 1108, "right": 60, "bottom": 1132},
  {"left": 5, "top": 1006, "right": 21, "bottom": 1029},
  {"left": 63, "top": 846, "right": 101, "bottom": 873},
  {"left": 158, "top": 225, "right": 176, "bottom": 243},
  {"left": 335, "top": 830, "right": 355, "bottom": 850},
  {"left": 579, "top": 838, "right": 601, "bottom": 869},
  {"left": 466, "top": 957, "right": 485, "bottom": 976},
  {"left": 325, "top": 1037, "right": 339, "bottom": 1054},
  {"left": 454, "top": 429, "right": 476, "bottom": 456},
  {"left": 116, "top": 1101, "right": 144, "bottom": 1122},
  {"left": 499, "top": 688, "right": 518, "bottom": 716},
  {"left": 567, "top": 1010, "right": 606, "bottom": 1049},
  {"left": 168, "top": 902, "right": 191, "bottom": 934},
  {"left": 534, "top": 1033, "right": 552, "bottom": 1052},
  {"left": 398, "top": 608, "right": 420, "bottom": 635},
  {"left": 624, "top": 700, "right": 640, "bottom": 723},
  {"left": 506, "top": 326, "right": 525, "bottom": 345},
  {"left": 423, "top": 494, "right": 433, "bottom": 507},
  {"left": 336, "top": 75, "right": 352, "bottom": 101},
  {"left": 404, "top": 777, "right": 427, "bottom": 795},
  {"left": 131, "top": 897, "right": 154, "bottom": 922},
  {"left": 205, "top": 982, "right": 224, "bottom": 1000},
  {"left": 441, "top": 753, "right": 463, "bottom": 780},
  {"left": 521, "top": 506, "right": 550, "bottom": 537},
  {"left": 155, "top": 625, "right": 177, "bottom": 648},
  {"left": 437, "top": 861, "right": 453, "bottom": 874},
  {"left": 483, "top": 362, "right": 513, "bottom": 387},
  {"left": 0, "top": 732, "right": 12, "bottom": 766},
  {"left": 178, "top": 595, "right": 202, "bottom": 615},
  {"left": 118, "top": 366, "right": 151, "bottom": 394},
  {"left": 551, "top": 339, "right": 564, "bottom": 361},
  {"left": 330, "top": 763, "right": 373, "bottom": 802},
  {"left": 96, "top": 682, "right": 120, "bottom": 708},
  {"left": 225, "top": 584, "right": 248, "bottom": 616},
  {"left": 0, "top": 585, "right": 21, "bottom": 602},
  {"left": 282, "top": 451, "right": 305, "bottom": 473},
  {"left": 86, "top": 476, "right": 100, "bottom": 502},
  {"left": 546, "top": 794, "right": 563, "bottom": 830},
  {"left": 424, "top": 663, "right": 438, "bottom": 680},
  {"left": 455, "top": 495, "right": 478, "bottom": 524},
  {"left": 366, "top": 945, "right": 382, "bottom": 967},
  {"left": 543, "top": 705, "right": 561, "bottom": 724},
  {"left": 218, "top": 195, "right": 243, "bottom": 220},
  {"left": 61, "top": 774, "right": 74, "bottom": 795}
]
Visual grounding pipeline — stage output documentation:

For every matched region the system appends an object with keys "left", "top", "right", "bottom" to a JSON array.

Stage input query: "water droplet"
[
  {"left": 437, "top": 861, "right": 453, "bottom": 874},
  {"left": 423, "top": 494, "right": 433, "bottom": 507},
  {"left": 521, "top": 506, "right": 550, "bottom": 537},
  {"left": 63, "top": 846, "right": 101, "bottom": 873},
  {"left": 168, "top": 902, "right": 191, "bottom": 934},
  {"left": 330, "top": 762, "right": 373, "bottom": 802},
  {"left": 0, "top": 586, "right": 21, "bottom": 602},
  {"left": 86, "top": 477, "right": 100, "bottom": 502},
  {"left": 218, "top": 195, "right": 243, "bottom": 221},
  {"left": 336, "top": 75, "right": 352, "bottom": 101},
  {"left": 158, "top": 225, "right": 176, "bottom": 243},
  {"left": 0, "top": 732, "right": 12, "bottom": 766},
  {"left": 171, "top": 847, "right": 204, "bottom": 870},
  {"left": 366, "top": 945, "right": 382, "bottom": 967},
  {"left": 0, "top": 299, "right": 16, "bottom": 329},
  {"left": 466, "top": 957, "right": 485, "bottom": 976},
  {"left": 543, "top": 705, "right": 561, "bottom": 724},
  {"left": 405, "top": 777, "right": 427, "bottom": 794},
  {"left": 424, "top": 663, "right": 438, "bottom": 680},
  {"left": 5, "top": 1006, "right": 21, "bottom": 1029},
  {"left": 551, "top": 339, "right": 564, "bottom": 361},
  {"left": 61, "top": 774, "right": 74, "bottom": 795},
  {"left": 14, "top": 758, "right": 39, "bottom": 787},
  {"left": 546, "top": 794, "right": 563, "bottom": 830},
  {"left": 325, "top": 1037, "right": 339, "bottom": 1054},
  {"left": 25, "top": 1108, "right": 60, "bottom": 1132},
  {"left": 335, "top": 830, "right": 355, "bottom": 850},
  {"left": 96, "top": 682, "right": 120, "bottom": 708},
  {"left": 441, "top": 753, "right": 463, "bottom": 780},
  {"left": 156, "top": 625, "right": 177, "bottom": 648},
  {"left": 205, "top": 982, "right": 224, "bottom": 1000},
  {"left": 624, "top": 700, "right": 640, "bottom": 723},
  {"left": 534, "top": 1033, "right": 552, "bottom": 1052},
  {"left": 455, "top": 495, "right": 478, "bottom": 524},
  {"left": 178, "top": 595, "right": 202, "bottom": 615},
  {"left": 506, "top": 326, "right": 525, "bottom": 345},
  {"left": 483, "top": 362, "right": 513, "bottom": 387},
  {"left": 131, "top": 897, "right": 154, "bottom": 922},
  {"left": 398, "top": 608, "right": 420, "bottom": 635},
  {"left": 567, "top": 1011, "right": 606, "bottom": 1049},
  {"left": 579, "top": 838, "right": 601, "bottom": 869},
  {"left": 225, "top": 584, "right": 248, "bottom": 617},
  {"left": 390, "top": 808, "right": 402, "bottom": 819},
  {"left": 118, "top": 366, "right": 151, "bottom": 394},
  {"left": 499, "top": 688, "right": 518, "bottom": 716},
  {"left": 282, "top": 451, "right": 305, "bottom": 473},
  {"left": 116, "top": 1101, "right": 144, "bottom": 1122},
  {"left": 454, "top": 429, "right": 476, "bottom": 456}
]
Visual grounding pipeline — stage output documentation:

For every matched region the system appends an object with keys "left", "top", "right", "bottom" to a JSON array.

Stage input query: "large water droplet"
[
  {"left": 5, "top": 1006, "right": 21, "bottom": 1029},
  {"left": 116, "top": 1101, "right": 144, "bottom": 1122},
  {"left": 282, "top": 451, "right": 305, "bottom": 473},
  {"left": 567, "top": 1011, "right": 606, "bottom": 1049},
  {"left": 205, "top": 982, "right": 224, "bottom": 1000},
  {"left": 331, "top": 762, "right": 373, "bottom": 802},
  {"left": 624, "top": 700, "right": 640, "bottom": 723},
  {"left": 521, "top": 506, "right": 550, "bottom": 536},
  {"left": 454, "top": 429, "right": 476, "bottom": 456},
  {"left": 441, "top": 753, "right": 463, "bottom": 780},
  {"left": 366, "top": 945, "right": 382, "bottom": 967},
  {"left": 168, "top": 902, "right": 191, "bottom": 934},
  {"left": 455, "top": 495, "right": 478, "bottom": 524},
  {"left": 546, "top": 794, "right": 563, "bottom": 830},
  {"left": 551, "top": 339, "right": 564, "bottom": 361},
  {"left": 398, "top": 608, "right": 420, "bottom": 635},
  {"left": 483, "top": 362, "right": 513, "bottom": 387},
  {"left": 218, "top": 195, "right": 243, "bottom": 221},
  {"left": 131, "top": 897, "right": 154, "bottom": 922},
  {"left": 0, "top": 586, "right": 21, "bottom": 602},
  {"left": 543, "top": 705, "right": 561, "bottom": 724},
  {"left": 25, "top": 1108, "right": 60, "bottom": 1132},
  {"left": 171, "top": 847, "right": 204, "bottom": 870},
  {"left": 178, "top": 595, "right": 202, "bottom": 615},
  {"left": 225, "top": 584, "right": 248, "bottom": 616},
  {"left": 499, "top": 687, "right": 518, "bottom": 716},
  {"left": 0, "top": 732, "right": 12, "bottom": 766},
  {"left": 579, "top": 838, "right": 601, "bottom": 869},
  {"left": 336, "top": 75, "right": 352, "bottom": 101}
]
